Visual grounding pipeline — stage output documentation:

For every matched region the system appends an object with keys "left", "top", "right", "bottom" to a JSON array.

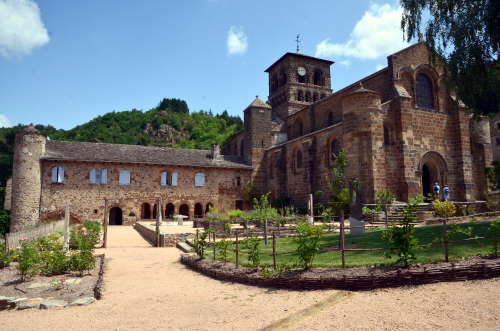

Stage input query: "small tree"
[
  {"left": 293, "top": 222, "right": 324, "bottom": 269},
  {"left": 215, "top": 239, "right": 232, "bottom": 263},
  {"left": 382, "top": 195, "right": 424, "bottom": 267},
  {"left": 193, "top": 231, "right": 209, "bottom": 259},
  {"left": 242, "top": 235, "right": 261, "bottom": 268},
  {"left": 432, "top": 200, "right": 456, "bottom": 218},
  {"left": 323, "top": 151, "right": 354, "bottom": 219}
]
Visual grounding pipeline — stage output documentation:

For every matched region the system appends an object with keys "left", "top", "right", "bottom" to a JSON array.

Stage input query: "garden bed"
[
  {"left": 181, "top": 254, "right": 500, "bottom": 291},
  {"left": 0, "top": 254, "right": 104, "bottom": 310}
]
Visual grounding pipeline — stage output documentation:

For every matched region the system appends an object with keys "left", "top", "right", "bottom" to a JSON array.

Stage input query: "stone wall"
[
  {"left": 39, "top": 160, "right": 251, "bottom": 225},
  {"left": 3, "top": 177, "right": 12, "bottom": 211},
  {"left": 134, "top": 222, "right": 192, "bottom": 247}
]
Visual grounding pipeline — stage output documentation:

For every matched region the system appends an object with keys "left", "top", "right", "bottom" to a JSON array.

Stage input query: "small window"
[
  {"left": 90, "top": 168, "right": 107, "bottom": 184},
  {"left": 328, "top": 112, "right": 334, "bottom": 126},
  {"left": 195, "top": 173, "right": 205, "bottom": 187},
  {"left": 236, "top": 176, "right": 241, "bottom": 186},
  {"left": 296, "top": 150, "right": 303, "bottom": 169},
  {"left": 330, "top": 139, "right": 340, "bottom": 160},
  {"left": 160, "top": 171, "right": 178, "bottom": 186},
  {"left": 119, "top": 170, "right": 131, "bottom": 185},
  {"left": 416, "top": 73, "right": 434, "bottom": 109},
  {"left": 51, "top": 166, "right": 64, "bottom": 183},
  {"left": 314, "top": 70, "right": 323, "bottom": 86}
]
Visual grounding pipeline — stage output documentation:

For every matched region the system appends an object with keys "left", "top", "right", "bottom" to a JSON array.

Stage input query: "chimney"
[{"left": 211, "top": 144, "right": 222, "bottom": 160}]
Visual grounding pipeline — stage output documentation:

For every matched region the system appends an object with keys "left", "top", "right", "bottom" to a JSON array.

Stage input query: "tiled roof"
[
  {"left": 42, "top": 140, "right": 252, "bottom": 170},
  {"left": 246, "top": 96, "right": 272, "bottom": 109}
]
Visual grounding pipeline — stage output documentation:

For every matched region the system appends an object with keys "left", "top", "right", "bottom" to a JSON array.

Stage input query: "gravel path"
[{"left": 1, "top": 226, "right": 499, "bottom": 330}]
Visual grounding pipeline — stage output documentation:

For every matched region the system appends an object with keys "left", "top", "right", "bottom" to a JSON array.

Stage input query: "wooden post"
[
  {"left": 235, "top": 232, "right": 239, "bottom": 269},
  {"left": 340, "top": 209, "right": 345, "bottom": 268},
  {"left": 272, "top": 232, "right": 277, "bottom": 270},
  {"left": 213, "top": 232, "right": 216, "bottom": 261},
  {"left": 264, "top": 218, "right": 268, "bottom": 245},
  {"left": 103, "top": 199, "right": 108, "bottom": 248},
  {"left": 63, "top": 204, "right": 70, "bottom": 252},
  {"left": 156, "top": 198, "right": 161, "bottom": 247},
  {"left": 443, "top": 218, "right": 449, "bottom": 262}
]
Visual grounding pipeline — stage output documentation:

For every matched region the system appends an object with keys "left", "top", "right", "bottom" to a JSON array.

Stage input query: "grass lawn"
[{"left": 217, "top": 220, "right": 498, "bottom": 268}]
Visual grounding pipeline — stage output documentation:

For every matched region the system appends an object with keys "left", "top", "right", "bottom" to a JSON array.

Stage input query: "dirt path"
[{"left": 1, "top": 226, "right": 499, "bottom": 330}]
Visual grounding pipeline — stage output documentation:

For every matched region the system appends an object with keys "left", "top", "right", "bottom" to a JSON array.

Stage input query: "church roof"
[
  {"left": 245, "top": 96, "right": 272, "bottom": 109},
  {"left": 264, "top": 52, "right": 334, "bottom": 73},
  {"left": 42, "top": 140, "right": 252, "bottom": 170}
]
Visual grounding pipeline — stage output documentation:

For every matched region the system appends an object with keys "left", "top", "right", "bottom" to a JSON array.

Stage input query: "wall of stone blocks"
[{"left": 39, "top": 160, "right": 251, "bottom": 225}]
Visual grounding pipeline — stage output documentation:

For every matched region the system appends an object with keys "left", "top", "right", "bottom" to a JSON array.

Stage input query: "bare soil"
[
  {"left": 0, "top": 256, "right": 103, "bottom": 302},
  {"left": 0, "top": 226, "right": 498, "bottom": 331}
]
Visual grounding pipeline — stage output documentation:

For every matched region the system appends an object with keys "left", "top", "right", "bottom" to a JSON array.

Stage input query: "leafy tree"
[
  {"left": 293, "top": 222, "right": 324, "bottom": 269},
  {"left": 323, "top": 151, "right": 356, "bottom": 218},
  {"left": 400, "top": 0, "right": 500, "bottom": 115}
]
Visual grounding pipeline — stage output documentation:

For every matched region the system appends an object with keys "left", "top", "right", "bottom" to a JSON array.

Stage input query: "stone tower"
[
  {"left": 11, "top": 127, "right": 46, "bottom": 232},
  {"left": 341, "top": 85, "right": 384, "bottom": 203},
  {"left": 265, "top": 53, "right": 334, "bottom": 120},
  {"left": 244, "top": 96, "right": 272, "bottom": 194}
]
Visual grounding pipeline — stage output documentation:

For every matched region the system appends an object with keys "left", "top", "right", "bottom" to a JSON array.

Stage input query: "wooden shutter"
[
  {"left": 101, "top": 169, "right": 107, "bottom": 184},
  {"left": 171, "top": 172, "right": 178, "bottom": 186},
  {"left": 89, "top": 168, "right": 97, "bottom": 184},
  {"left": 160, "top": 172, "right": 167, "bottom": 186},
  {"left": 51, "top": 167, "right": 58, "bottom": 183},
  {"left": 58, "top": 167, "right": 64, "bottom": 183}
]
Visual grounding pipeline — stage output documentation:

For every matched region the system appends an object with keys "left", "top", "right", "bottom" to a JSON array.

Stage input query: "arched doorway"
[
  {"left": 109, "top": 207, "right": 123, "bottom": 225},
  {"left": 165, "top": 203, "right": 175, "bottom": 219},
  {"left": 141, "top": 203, "right": 151, "bottom": 219},
  {"left": 194, "top": 203, "right": 203, "bottom": 218},
  {"left": 419, "top": 152, "right": 447, "bottom": 198},
  {"left": 179, "top": 204, "right": 190, "bottom": 219},
  {"left": 205, "top": 203, "right": 214, "bottom": 215}
]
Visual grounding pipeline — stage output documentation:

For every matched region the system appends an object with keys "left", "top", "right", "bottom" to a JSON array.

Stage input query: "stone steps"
[{"left": 176, "top": 241, "right": 193, "bottom": 253}]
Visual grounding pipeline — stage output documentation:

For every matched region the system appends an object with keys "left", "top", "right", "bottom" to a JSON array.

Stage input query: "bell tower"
[{"left": 265, "top": 53, "right": 334, "bottom": 120}]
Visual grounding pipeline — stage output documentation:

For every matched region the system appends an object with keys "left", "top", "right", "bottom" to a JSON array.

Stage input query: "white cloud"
[
  {"left": 227, "top": 26, "right": 248, "bottom": 56},
  {"left": 0, "top": 0, "right": 49, "bottom": 58},
  {"left": 339, "top": 59, "right": 351, "bottom": 67},
  {"left": 315, "top": 3, "right": 408, "bottom": 60},
  {"left": 0, "top": 114, "right": 11, "bottom": 128},
  {"left": 375, "top": 64, "right": 385, "bottom": 70}
]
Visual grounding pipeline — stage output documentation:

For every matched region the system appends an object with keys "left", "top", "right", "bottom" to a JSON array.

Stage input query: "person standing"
[
  {"left": 443, "top": 185, "right": 450, "bottom": 201},
  {"left": 432, "top": 182, "right": 441, "bottom": 200}
]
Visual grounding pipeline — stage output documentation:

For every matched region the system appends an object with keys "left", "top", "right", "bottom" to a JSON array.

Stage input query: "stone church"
[
  {"left": 223, "top": 41, "right": 492, "bottom": 207},
  {"left": 7, "top": 41, "right": 492, "bottom": 230}
]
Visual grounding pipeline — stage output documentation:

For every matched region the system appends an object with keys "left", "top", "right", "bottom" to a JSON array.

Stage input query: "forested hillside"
[{"left": 0, "top": 98, "right": 243, "bottom": 186}]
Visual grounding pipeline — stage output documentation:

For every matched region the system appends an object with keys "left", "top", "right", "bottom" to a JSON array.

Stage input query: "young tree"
[{"left": 400, "top": 0, "right": 500, "bottom": 115}]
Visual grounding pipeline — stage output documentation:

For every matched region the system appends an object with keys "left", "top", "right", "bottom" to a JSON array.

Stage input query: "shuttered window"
[
  {"left": 195, "top": 173, "right": 205, "bottom": 187},
  {"left": 161, "top": 171, "right": 178, "bottom": 186},
  {"left": 171, "top": 172, "right": 178, "bottom": 186},
  {"left": 90, "top": 168, "right": 107, "bottom": 184},
  {"left": 51, "top": 166, "right": 64, "bottom": 183},
  {"left": 119, "top": 170, "right": 131, "bottom": 185}
]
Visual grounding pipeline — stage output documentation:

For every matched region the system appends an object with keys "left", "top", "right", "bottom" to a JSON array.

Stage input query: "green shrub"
[
  {"left": 216, "top": 239, "right": 232, "bottom": 263},
  {"left": 0, "top": 209, "right": 10, "bottom": 236},
  {"left": 227, "top": 209, "right": 242, "bottom": 220},
  {"left": 242, "top": 235, "right": 261, "bottom": 268},
  {"left": 36, "top": 233, "right": 69, "bottom": 275},
  {"left": 193, "top": 231, "right": 209, "bottom": 259},
  {"left": 293, "top": 222, "right": 324, "bottom": 269},
  {"left": 489, "top": 219, "right": 500, "bottom": 257},
  {"left": 432, "top": 200, "right": 456, "bottom": 218},
  {"left": 69, "top": 249, "right": 95, "bottom": 276},
  {"left": 382, "top": 195, "right": 423, "bottom": 267},
  {"left": 0, "top": 242, "right": 15, "bottom": 268},
  {"left": 18, "top": 239, "right": 40, "bottom": 281}
]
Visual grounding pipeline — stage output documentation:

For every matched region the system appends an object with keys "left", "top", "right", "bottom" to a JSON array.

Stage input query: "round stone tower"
[
  {"left": 11, "top": 126, "right": 47, "bottom": 232},
  {"left": 341, "top": 84, "right": 383, "bottom": 203}
]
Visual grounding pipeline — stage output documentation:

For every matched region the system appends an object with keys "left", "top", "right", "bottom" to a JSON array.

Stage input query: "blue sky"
[{"left": 0, "top": 0, "right": 411, "bottom": 129}]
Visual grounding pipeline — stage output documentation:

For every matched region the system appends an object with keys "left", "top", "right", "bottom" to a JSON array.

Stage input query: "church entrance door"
[
  {"left": 109, "top": 207, "right": 123, "bottom": 225},
  {"left": 419, "top": 152, "right": 447, "bottom": 199}
]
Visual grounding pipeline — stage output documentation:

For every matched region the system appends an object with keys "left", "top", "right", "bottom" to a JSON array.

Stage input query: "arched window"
[
  {"left": 328, "top": 112, "right": 334, "bottom": 126},
  {"left": 305, "top": 92, "right": 311, "bottom": 102},
  {"left": 205, "top": 203, "right": 214, "bottom": 214},
  {"left": 296, "top": 150, "right": 303, "bottom": 169},
  {"left": 313, "top": 70, "right": 323, "bottom": 86},
  {"left": 297, "top": 90, "right": 304, "bottom": 101},
  {"left": 179, "top": 204, "right": 189, "bottom": 219},
  {"left": 279, "top": 71, "right": 287, "bottom": 86},
  {"left": 384, "top": 126, "right": 391, "bottom": 146},
  {"left": 297, "top": 73, "right": 306, "bottom": 83},
  {"left": 330, "top": 139, "right": 340, "bottom": 160},
  {"left": 416, "top": 73, "right": 434, "bottom": 109}
]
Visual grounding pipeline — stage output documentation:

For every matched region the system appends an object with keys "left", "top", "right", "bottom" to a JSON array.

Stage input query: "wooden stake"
[
  {"left": 340, "top": 209, "right": 345, "bottom": 268},
  {"left": 443, "top": 218, "right": 449, "bottom": 262},
  {"left": 213, "top": 232, "right": 216, "bottom": 261},
  {"left": 235, "top": 232, "right": 239, "bottom": 269},
  {"left": 63, "top": 204, "right": 70, "bottom": 252},
  {"left": 264, "top": 218, "right": 268, "bottom": 245},
  {"left": 103, "top": 199, "right": 108, "bottom": 248},
  {"left": 272, "top": 232, "right": 277, "bottom": 270},
  {"left": 156, "top": 198, "right": 161, "bottom": 247}
]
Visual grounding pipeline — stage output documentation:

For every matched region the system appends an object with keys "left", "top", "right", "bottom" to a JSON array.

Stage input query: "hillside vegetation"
[{"left": 0, "top": 98, "right": 243, "bottom": 186}]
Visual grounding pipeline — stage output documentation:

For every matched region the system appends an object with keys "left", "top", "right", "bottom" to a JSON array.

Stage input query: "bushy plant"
[
  {"left": 432, "top": 200, "right": 456, "bottom": 218},
  {"left": 215, "top": 239, "right": 232, "bottom": 263},
  {"left": 0, "top": 242, "right": 15, "bottom": 268},
  {"left": 242, "top": 235, "right": 261, "bottom": 268},
  {"left": 227, "top": 209, "right": 242, "bottom": 220},
  {"left": 68, "top": 249, "right": 95, "bottom": 276},
  {"left": 36, "top": 233, "right": 69, "bottom": 275},
  {"left": 0, "top": 209, "right": 10, "bottom": 236},
  {"left": 382, "top": 195, "right": 424, "bottom": 267},
  {"left": 489, "top": 219, "right": 500, "bottom": 257},
  {"left": 18, "top": 239, "right": 40, "bottom": 281},
  {"left": 293, "top": 222, "right": 324, "bottom": 269},
  {"left": 193, "top": 231, "right": 209, "bottom": 259}
]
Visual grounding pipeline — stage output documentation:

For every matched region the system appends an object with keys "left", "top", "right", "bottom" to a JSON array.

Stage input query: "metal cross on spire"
[{"left": 296, "top": 34, "right": 301, "bottom": 53}]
